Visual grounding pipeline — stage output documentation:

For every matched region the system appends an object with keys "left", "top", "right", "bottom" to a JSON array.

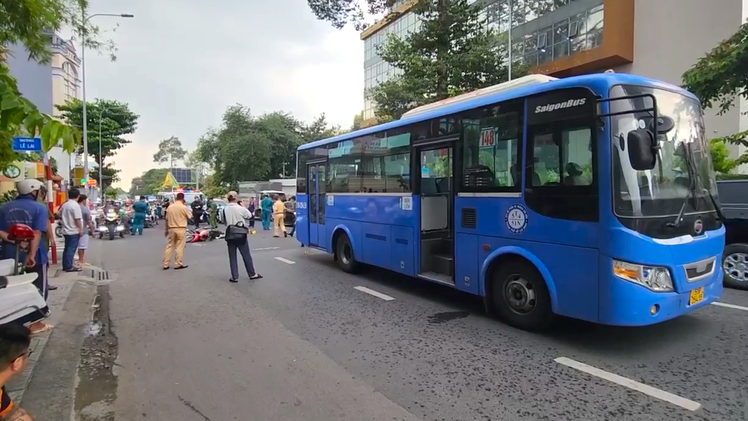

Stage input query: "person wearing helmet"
[{"left": 0, "top": 179, "right": 54, "bottom": 334}]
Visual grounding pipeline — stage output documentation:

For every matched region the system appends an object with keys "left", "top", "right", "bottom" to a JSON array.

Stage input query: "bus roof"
[{"left": 298, "top": 73, "right": 696, "bottom": 151}]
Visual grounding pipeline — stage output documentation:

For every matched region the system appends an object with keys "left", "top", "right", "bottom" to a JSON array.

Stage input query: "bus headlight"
[{"left": 613, "top": 259, "right": 673, "bottom": 292}]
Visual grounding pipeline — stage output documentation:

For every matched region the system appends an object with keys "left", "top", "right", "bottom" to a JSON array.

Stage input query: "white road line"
[
  {"left": 274, "top": 257, "right": 296, "bottom": 265},
  {"left": 554, "top": 357, "right": 701, "bottom": 411},
  {"left": 253, "top": 247, "right": 280, "bottom": 251},
  {"left": 712, "top": 302, "right": 748, "bottom": 311},
  {"left": 353, "top": 286, "right": 395, "bottom": 301}
]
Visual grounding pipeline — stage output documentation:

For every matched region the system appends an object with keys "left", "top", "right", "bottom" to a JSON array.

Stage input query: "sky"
[{"left": 81, "top": 0, "right": 363, "bottom": 188}]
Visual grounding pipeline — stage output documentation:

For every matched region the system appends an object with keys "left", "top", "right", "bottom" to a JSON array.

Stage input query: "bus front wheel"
[
  {"left": 335, "top": 234, "right": 360, "bottom": 274},
  {"left": 491, "top": 261, "right": 553, "bottom": 331}
]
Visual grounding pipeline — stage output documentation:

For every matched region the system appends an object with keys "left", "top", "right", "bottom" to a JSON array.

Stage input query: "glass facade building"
[{"left": 362, "top": 0, "right": 605, "bottom": 121}]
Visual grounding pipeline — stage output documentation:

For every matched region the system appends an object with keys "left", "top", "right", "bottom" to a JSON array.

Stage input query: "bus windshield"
[{"left": 610, "top": 85, "right": 719, "bottom": 218}]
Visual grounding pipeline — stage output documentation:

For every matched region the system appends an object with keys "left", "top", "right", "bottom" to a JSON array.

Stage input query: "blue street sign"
[{"left": 12, "top": 137, "right": 42, "bottom": 152}]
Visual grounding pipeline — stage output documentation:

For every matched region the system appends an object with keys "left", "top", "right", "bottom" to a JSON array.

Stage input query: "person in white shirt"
[
  {"left": 58, "top": 188, "right": 83, "bottom": 272},
  {"left": 223, "top": 191, "right": 262, "bottom": 283}
]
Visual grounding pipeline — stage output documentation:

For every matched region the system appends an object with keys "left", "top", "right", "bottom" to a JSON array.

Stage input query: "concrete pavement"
[{"left": 28, "top": 225, "right": 748, "bottom": 420}]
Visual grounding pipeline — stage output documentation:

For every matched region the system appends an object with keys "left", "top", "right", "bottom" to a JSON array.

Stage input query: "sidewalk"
[
  {"left": 5, "top": 265, "right": 98, "bottom": 404},
  {"left": 6, "top": 235, "right": 104, "bottom": 408}
]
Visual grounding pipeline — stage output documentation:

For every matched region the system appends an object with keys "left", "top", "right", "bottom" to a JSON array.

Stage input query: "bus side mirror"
[{"left": 627, "top": 129, "right": 657, "bottom": 170}]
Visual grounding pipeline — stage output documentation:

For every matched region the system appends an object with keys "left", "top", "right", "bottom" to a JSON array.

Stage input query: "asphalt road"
[{"left": 98, "top": 226, "right": 748, "bottom": 421}]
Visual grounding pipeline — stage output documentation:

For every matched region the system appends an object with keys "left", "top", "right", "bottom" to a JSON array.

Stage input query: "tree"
[
  {"left": 257, "top": 111, "right": 303, "bottom": 178},
  {"left": 153, "top": 136, "right": 186, "bottom": 168},
  {"left": 709, "top": 139, "right": 738, "bottom": 175},
  {"left": 306, "top": 0, "right": 396, "bottom": 30},
  {"left": 128, "top": 168, "right": 169, "bottom": 196},
  {"left": 0, "top": 0, "right": 114, "bottom": 64},
  {"left": 369, "top": 0, "right": 515, "bottom": 120},
  {"left": 56, "top": 98, "right": 138, "bottom": 188},
  {"left": 682, "top": 21, "right": 748, "bottom": 169},
  {"left": 351, "top": 112, "right": 364, "bottom": 131}
]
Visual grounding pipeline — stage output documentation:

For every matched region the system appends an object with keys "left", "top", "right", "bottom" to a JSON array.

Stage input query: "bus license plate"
[{"left": 689, "top": 287, "right": 705, "bottom": 306}]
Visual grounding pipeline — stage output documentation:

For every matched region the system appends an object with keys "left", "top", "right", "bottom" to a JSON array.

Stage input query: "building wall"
[
  {"left": 5, "top": 43, "right": 54, "bottom": 115},
  {"left": 5, "top": 34, "right": 80, "bottom": 181},
  {"left": 613, "top": 0, "right": 743, "bottom": 144}
]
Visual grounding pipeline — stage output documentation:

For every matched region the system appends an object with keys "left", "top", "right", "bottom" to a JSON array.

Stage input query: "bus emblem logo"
[
  {"left": 694, "top": 219, "right": 703, "bottom": 235},
  {"left": 505, "top": 204, "right": 529, "bottom": 234}
]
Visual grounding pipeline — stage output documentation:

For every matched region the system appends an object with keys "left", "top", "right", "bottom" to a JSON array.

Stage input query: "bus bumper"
[{"left": 598, "top": 267, "right": 723, "bottom": 326}]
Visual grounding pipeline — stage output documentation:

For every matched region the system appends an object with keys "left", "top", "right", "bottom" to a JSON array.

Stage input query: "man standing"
[
  {"left": 272, "top": 195, "right": 288, "bottom": 238},
  {"left": 76, "top": 194, "right": 95, "bottom": 268},
  {"left": 163, "top": 192, "right": 191, "bottom": 270},
  {"left": 131, "top": 196, "right": 148, "bottom": 235},
  {"left": 207, "top": 198, "right": 218, "bottom": 229},
  {"left": 288, "top": 195, "right": 297, "bottom": 237},
  {"left": 260, "top": 195, "right": 272, "bottom": 231},
  {"left": 0, "top": 324, "right": 36, "bottom": 420},
  {"left": 190, "top": 197, "right": 203, "bottom": 229},
  {"left": 58, "top": 188, "right": 83, "bottom": 272},
  {"left": 0, "top": 179, "right": 53, "bottom": 334}
]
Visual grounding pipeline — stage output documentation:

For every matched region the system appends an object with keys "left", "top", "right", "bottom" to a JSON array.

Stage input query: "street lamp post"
[
  {"left": 80, "top": 11, "right": 134, "bottom": 192},
  {"left": 98, "top": 108, "right": 105, "bottom": 200}
]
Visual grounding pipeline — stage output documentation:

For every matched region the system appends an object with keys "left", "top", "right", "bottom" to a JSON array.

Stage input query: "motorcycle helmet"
[{"left": 17, "top": 179, "right": 43, "bottom": 195}]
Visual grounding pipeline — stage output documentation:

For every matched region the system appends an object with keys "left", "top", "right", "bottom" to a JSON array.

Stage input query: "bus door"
[
  {"left": 415, "top": 143, "right": 456, "bottom": 285},
  {"left": 307, "top": 162, "right": 326, "bottom": 246}
]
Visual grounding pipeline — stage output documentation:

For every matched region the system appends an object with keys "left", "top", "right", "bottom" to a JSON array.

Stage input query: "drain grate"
[{"left": 90, "top": 269, "right": 111, "bottom": 281}]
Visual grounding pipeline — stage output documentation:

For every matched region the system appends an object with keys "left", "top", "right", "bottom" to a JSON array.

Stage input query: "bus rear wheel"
[
  {"left": 491, "top": 261, "right": 553, "bottom": 331},
  {"left": 336, "top": 234, "right": 359, "bottom": 274}
]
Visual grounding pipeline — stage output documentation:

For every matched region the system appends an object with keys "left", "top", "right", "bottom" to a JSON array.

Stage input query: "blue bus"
[{"left": 295, "top": 73, "right": 724, "bottom": 330}]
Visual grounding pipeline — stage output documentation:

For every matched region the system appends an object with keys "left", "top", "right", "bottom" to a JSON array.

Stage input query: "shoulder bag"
[{"left": 225, "top": 221, "right": 249, "bottom": 242}]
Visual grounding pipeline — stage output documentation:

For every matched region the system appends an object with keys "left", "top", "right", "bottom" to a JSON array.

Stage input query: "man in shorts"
[{"left": 76, "top": 194, "right": 95, "bottom": 268}]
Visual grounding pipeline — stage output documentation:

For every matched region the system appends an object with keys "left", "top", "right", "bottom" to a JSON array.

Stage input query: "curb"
[{"left": 5, "top": 267, "right": 100, "bottom": 405}]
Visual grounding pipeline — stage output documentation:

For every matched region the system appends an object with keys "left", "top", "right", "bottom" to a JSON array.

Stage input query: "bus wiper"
[{"left": 667, "top": 144, "right": 697, "bottom": 228}]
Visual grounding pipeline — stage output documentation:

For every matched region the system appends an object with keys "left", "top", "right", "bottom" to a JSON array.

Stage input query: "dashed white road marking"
[
  {"left": 712, "top": 301, "right": 748, "bottom": 311},
  {"left": 554, "top": 357, "right": 701, "bottom": 411},
  {"left": 274, "top": 257, "right": 296, "bottom": 265},
  {"left": 353, "top": 286, "right": 395, "bottom": 301},
  {"left": 253, "top": 247, "right": 280, "bottom": 251}
]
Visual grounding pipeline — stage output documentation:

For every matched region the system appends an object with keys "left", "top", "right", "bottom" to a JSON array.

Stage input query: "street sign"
[{"left": 12, "top": 137, "right": 42, "bottom": 152}]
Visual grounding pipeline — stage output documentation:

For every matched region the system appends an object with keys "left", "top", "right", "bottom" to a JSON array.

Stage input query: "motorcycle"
[
  {"left": 145, "top": 208, "right": 158, "bottom": 228},
  {"left": 186, "top": 227, "right": 224, "bottom": 243},
  {"left": 0, "top": 223, "right": 49, "bottom": 326},
  {"left": 97, "top": 209, "right": 126, "bottom": 240}
]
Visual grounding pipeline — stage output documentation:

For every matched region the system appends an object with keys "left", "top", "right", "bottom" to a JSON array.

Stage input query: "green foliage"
[
  {"left": 153, "top": 136, "right": 186, "bottom": 167},
  {"left": 128, "top": 168, "right": 169, "bottom": 197},
  {"left": 709, "top": 139, "right": 738, "bottom": 174},
  {"left": 194, "top": 106, "right": 340, "bottom": 186},
  {"left": 104, "top": 186, "right": 118, "bottom": 199},
  {"left": 56, "top": 98, "right": 138, "bottom": 187},
  {"left": 369, "top": 0, "right": 519, "bottom": 120},
  {"left": 306, "top": 0, "right": 397, "bottom": 30},
  {"left": 0, "top": 0, "right": 118, "bottom": 63},
  {"left": 200, "top": 173, "right": 229, "bottom": 199},
  {"left": 0, "top": 190, "right": 16, "bottom": 206},
  {"left": 0, "top": 50, "right": 79, "bottom": 169},
  {"left": 351, "top": 112, "right": 363, "bottom": 130},
  {"left": 682, "top": 21, "right": 748, "bottom": 115}
]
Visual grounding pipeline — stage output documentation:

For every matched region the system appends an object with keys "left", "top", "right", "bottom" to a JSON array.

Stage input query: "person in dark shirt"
[
  {"left": 190, "top": 198, "right": 203, "bottom": 229},
  {"left": 0, "top": 180, "right": 53, "bottom": 334},
  {"left": 0, "top": 324, "right": 35, "bottom": 420}
]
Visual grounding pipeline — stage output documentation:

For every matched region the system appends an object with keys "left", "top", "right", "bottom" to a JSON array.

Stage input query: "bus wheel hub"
[{"left": 505, "top": 277, "right": 536, "bottom": 314}]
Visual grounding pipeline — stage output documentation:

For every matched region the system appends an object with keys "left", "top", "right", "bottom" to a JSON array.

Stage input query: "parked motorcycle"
[
  {"left": 0, "top": 223, "right": 49, "bottom": 326},
  {"left": 186, "top": 227, "right": 224, "bottom": 243},
  {"left": 145, "top": 208, "right": 158, "bottom": 229},
  {"left": 97, "top": 209, "right": 126, "bottom": 240}
]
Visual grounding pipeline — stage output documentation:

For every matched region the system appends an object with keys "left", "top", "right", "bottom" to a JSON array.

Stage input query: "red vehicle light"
[{"left": 8, "top": 224, "right": 35, "bottom": 241}]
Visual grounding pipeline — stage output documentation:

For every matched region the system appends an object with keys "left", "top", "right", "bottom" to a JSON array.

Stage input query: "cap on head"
[{"left": 227, "top": 191, "right": 238, "bottom": 201}]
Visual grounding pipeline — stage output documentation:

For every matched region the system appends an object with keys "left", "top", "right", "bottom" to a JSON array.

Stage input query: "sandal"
[
  {"left": 249, "top": 274, "right": 263, "bottom": 280},
  {"left": 30, "top": 323, "right": 54, "bottom": 335}
]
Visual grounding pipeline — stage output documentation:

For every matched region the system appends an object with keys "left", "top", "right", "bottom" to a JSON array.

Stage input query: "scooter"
[
  {"left": 0, "top": 223, "right": 49, "bottom": 326},
  {"left": 97, "top": 209, "right": 126, "bottom": 240},
  {"left": 186, "top": 227, "right": 224, "bottom": 243}
]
